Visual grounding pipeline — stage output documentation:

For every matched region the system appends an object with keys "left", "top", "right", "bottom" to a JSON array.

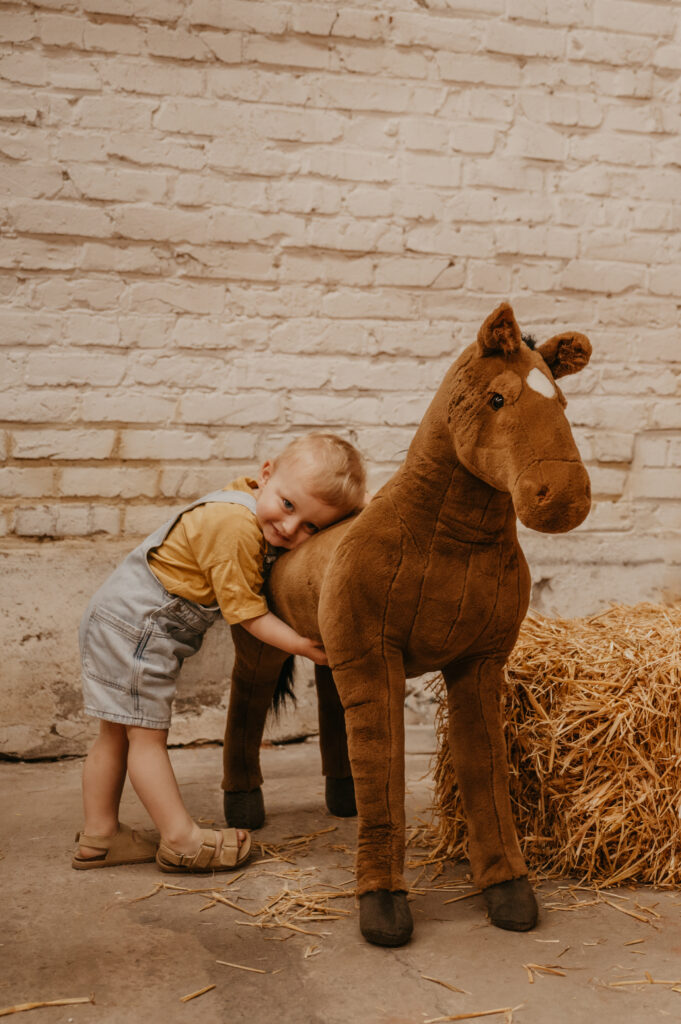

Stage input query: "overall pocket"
[{"left": 81, "top": 607, "right": 150, "bottom": 693}]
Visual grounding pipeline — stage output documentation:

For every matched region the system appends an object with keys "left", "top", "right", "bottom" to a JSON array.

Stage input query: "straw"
[{"left": 430, "top": 603, "right": 681, "bottom": 886}]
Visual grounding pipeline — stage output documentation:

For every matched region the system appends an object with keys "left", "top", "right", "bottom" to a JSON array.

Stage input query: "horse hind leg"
[
  {"left": 315, "top": 665, "right": 356, "bottom": 818},
  {"left": 222, "top": 624, "right": 290, "bottom": 830}
]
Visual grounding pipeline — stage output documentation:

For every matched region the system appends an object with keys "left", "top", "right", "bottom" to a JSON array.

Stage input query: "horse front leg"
[
  {"left": 315, "top": 665, "right": 356, "bottom": 818},
  {"left": 442, "top": 655, "right": 538, "bottom": 931},
  {"left": 331, "top": 646, "right": 413, "bottom": 947},
  {"left": 222, "top": 623, "right": 290, "bottom": 829}
]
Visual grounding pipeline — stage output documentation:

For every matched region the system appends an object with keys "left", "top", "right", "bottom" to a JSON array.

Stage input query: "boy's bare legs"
[
  {"left": 125, "top": 726, "right": 246, "bottom": 857},
  {"left": 79, "top": 719, "right": 129, "bottom": 858},
  {"left": 80, "top": 721, "right": 246, "bottom": 860}
]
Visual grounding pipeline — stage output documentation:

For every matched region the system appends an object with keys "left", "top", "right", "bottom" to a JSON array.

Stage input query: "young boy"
[{"left": 73, "top": 433, "right": 366, "bottom": 874}]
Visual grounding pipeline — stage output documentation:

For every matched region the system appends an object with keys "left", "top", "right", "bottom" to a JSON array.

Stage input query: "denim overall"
[{"left": 79, "top": 490, "right": 258, "bottom": 729}]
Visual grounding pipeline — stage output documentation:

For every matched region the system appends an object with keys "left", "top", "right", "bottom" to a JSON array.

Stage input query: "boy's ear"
[{"left": 258, "top": 460, "right": 274, "bottom": 487}]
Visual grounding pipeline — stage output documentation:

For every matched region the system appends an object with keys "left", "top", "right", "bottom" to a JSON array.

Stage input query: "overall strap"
[{"left": 140, "top": 489, "right": 258, "bottom": 555}]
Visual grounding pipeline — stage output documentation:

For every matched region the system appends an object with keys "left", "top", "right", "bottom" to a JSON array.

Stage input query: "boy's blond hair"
[{"left": 275, "top": 433, "right": 366, "bottom": 516}]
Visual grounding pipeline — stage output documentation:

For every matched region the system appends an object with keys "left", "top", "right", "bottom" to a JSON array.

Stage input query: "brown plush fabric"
[{"left": 223, "top": 302, "right": 591, "bottom": 901}]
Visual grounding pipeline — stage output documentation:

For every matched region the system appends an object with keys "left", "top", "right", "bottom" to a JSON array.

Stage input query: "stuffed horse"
[{"left": 222, "top": 302, "right": 592, "bottom": 946}]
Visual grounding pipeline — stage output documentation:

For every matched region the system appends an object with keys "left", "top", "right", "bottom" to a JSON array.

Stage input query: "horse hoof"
[
  {"left": 483, "top": 877, "right": 538, "bottom": 931},
  {"left": 223, "top": 787, "right": 265, "bottom": 830},
  {"left": 325, "top": 776, "right": 357, "bottom": 817},
  {"left": 359, "top": 890, "right": 413, "bottom": 947}
]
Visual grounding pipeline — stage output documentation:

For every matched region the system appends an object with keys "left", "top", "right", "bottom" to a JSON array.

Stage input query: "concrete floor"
[{"left": 3, "top": 729, "right": 681, "bottom": 1024}]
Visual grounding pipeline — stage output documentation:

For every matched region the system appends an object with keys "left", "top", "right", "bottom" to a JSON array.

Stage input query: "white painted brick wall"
[{"left": 1, "top": 0, "right": 680, "bottom": 607}]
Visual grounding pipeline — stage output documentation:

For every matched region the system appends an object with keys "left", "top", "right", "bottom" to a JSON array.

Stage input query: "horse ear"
[
  {"left": 477, "top": 302, "right": 522, "bottom": 356},
  {"left": 538, "top": 332, "right": 592, "bottom": 379}
]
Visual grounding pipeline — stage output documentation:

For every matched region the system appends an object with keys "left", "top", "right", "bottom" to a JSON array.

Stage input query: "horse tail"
[{"left": 272, "top": 655, "right": 297, "bottom": 714}]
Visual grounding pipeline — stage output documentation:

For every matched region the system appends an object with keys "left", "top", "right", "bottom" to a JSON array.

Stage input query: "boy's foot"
[
  {"left": 72, "top": 823, "right": 157, "bottom": 869},
  {"left": 156, "top": 828, "right": 251, "bottom": 873}
]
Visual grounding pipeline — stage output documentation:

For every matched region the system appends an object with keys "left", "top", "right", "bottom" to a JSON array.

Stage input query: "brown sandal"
[
  {"left": 72, "top": 823, "right": 157, "bottom": 870},
  {"left": 155, "top": 828, "right": 252, "bottom": 873}
]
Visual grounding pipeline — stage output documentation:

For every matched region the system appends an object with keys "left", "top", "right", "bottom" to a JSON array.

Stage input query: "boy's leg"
[
  {"left": 80, "top": 719, "right": 129, "bottom": 858},
  {"left": 125, "top": 726, "right": 247, "bottom": 858}
]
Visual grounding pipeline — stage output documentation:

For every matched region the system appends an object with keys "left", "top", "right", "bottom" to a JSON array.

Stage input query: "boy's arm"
[{"left": 240, "top": 611, "right": 328, "bottom": 667}]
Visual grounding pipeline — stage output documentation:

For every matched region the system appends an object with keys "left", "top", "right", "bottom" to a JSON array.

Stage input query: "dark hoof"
[
  {"left": 223, "top": 787, "right": 265, "bottom": 830},
  {"left": 325, "top": 776, "right": 357, "bottom": 817},
  {"left": 483, "top": 876, "right": 538, "bottom": 931},
  {"left": 359, "top": 890, "right": 413, "bottom": 947}
]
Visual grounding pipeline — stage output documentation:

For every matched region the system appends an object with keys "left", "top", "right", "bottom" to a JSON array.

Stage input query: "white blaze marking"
[{"left": 526, "top": 367, "right": 555, "bottom": 398}]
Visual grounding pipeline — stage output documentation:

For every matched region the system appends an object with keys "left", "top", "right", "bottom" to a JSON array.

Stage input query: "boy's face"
[{"left": 255, "top": 460, "right": 342, "bottom": 550}]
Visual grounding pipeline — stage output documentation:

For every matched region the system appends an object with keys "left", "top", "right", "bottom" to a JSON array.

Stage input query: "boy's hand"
[{"left": 298, "top": 637, "right": 328, "bottom": 666}]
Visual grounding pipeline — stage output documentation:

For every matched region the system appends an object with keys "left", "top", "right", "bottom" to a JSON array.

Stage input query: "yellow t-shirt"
[{"left": 147, "top": 477, "right": 269, "bottom": 625}]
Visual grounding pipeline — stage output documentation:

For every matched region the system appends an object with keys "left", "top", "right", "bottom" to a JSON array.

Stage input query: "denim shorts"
[{"left": 79, "top": 557, "right": 220, "bottom": 730}]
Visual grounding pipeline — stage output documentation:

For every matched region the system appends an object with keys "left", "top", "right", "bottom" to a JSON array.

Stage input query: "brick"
[
  {"left": 0, "top": 389, "right": 81, "bottom": 423},
  {"left": 437, "top": 53, "right": 521, "bottom": 86},
  {"left": 79, "top": 242, "right": 169, "bottom": 276},
  {"left": 373, "top": 256, "right": 450, "bottom": 288},
  {"left": 594, "top": 0, "right": 677, "bottom": 37},
  {"left": 391, "top": 13, "right": 480, "bottom": 52},
  {"left": 188, "top": 0, "right": 288, "bottom": 34},
  {"left": 0, "top": 53, "right": 49, "bottom": 87},
  {"left": 649, "top": 267, "right": 681, "bottom": 299},
  {"left": 198, "top": 30, "right": 242, "bottom": 64},
  {"left": 82, "top": 21, "right": 145, "bottom": 54},
  {"left": 60, "top": 466, "right": 158, "bottom": 498},
  {"left": 0, "top": 238, "right": 80, "bottom": 272},
  {"left": 123, "top": 502, "right": 181, "bottom": 535},
  {"left": 0, "top": 467, "right": 56, "bottom": 497},
  {"left": 111, "top": 205, "right": 208, "bottom": 243},
  {"left": 76, "top": 96, "right": 154, "bottom": 130},
  {"left": 312, "top": 76, "right": 443, "bottom": 116},
  {"left": 33, "top": 277, "right": 124, "bottom": 312},
  {"left": 244, "top": 36, "right": 333, "bottom": 71},
  {"left": 495, "top": 226, "right": 577, "bottom": 259},
  {"left": 0, "top": 11, "right": 37, "bottom": 43},
  {"left": 485, "top": 21, "right": 564, "bottom": 58},
  {"left": 406, "top": 225, "right": 492, "bottom": 258},
  {"left": 159, "top": 466, "right": 239, "bottom": 498},
  {"left": 126, "top": 281, "right": 225, "bottom": 315},
  {"left": 567, "top": 30, "right": 653, "bottom": 67},
  {"left": 0, "top": 312, "right": 61, "bottom": 347},
  {"left": 629, "top": 470, "right": 681, "bottom": 500},
  {"left": 124, "top": 352, "right": 226, "bottom": 388},
  {"left": 103, "top": 61, "right": 206, "bottom": 96},
  {"left": 107, "top": 133, "right": 207, "bottom": 170},
  {"left": 332, "top": 9, "right": 390, "bottom": 41},
  {"left": 25, "top": 352, "right": 127, "bottom": 387},
  {"left": 467, "top": 261, "right": 513, "bottom": 293},
  {"left": 80, "top": 392, "right": 176, "bottom": 423},
  {"left": 119, "top": 428, "right": 254, "bottom": 461},
  {"left": 507, "top": 0, "right": 592, "bottom": 25},
  {"left": 68, "top": 166, "right": 170, "bottom": 203},
  {"left": 14, "top": 503, "right": 120, "bottom": 537},
  {"left": 330, "top": 358, "right": 442, "bottom": 393},
  {"left": 322, "top": 288, "right": 416, "bottom": 320},
  {"left": 178, "top": 392, "right": 284, "bottom": 426},
  {"left": 561, "top": 260, "right": 646, "bottom": 293},
  {"left": 280, "top": 253, "right": 373, "bottom": 287},
  {"left": 38, "top": 14, "right": 85, "bottom": 48},
  {"left": 12, "top": 429, "right": 117, "bottom": 460},
  {"left": 336, "top": 42, "right": 429, "bottom": 80},
  {"left": 146, "top": 26, "right": 212, "bottom": 60},
  {"left": 9, "top": 199, "right": 111, "bottom": 237}
]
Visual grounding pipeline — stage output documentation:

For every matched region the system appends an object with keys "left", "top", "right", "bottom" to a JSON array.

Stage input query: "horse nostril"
[{"left": 537, "top": 485, "right": 549, "bottom": 501}]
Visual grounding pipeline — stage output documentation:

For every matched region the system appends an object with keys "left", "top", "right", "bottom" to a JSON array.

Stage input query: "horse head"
[{"left": 448, "top": 302, "right": 592, "bottom": 533}]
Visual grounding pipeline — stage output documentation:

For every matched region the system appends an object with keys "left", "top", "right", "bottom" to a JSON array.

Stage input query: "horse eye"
[{"left": 490, "top": 393, "right": 505, "bottom": 410}]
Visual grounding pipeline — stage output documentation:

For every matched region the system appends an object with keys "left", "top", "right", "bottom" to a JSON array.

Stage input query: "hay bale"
[{"left": 432, "top": 603, "right": 681, "bottom": 887}]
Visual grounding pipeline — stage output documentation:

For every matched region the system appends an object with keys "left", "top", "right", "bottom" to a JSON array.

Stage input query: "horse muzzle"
[{"left": 513, "top": 461, "right": 591, "bottom": 534}]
